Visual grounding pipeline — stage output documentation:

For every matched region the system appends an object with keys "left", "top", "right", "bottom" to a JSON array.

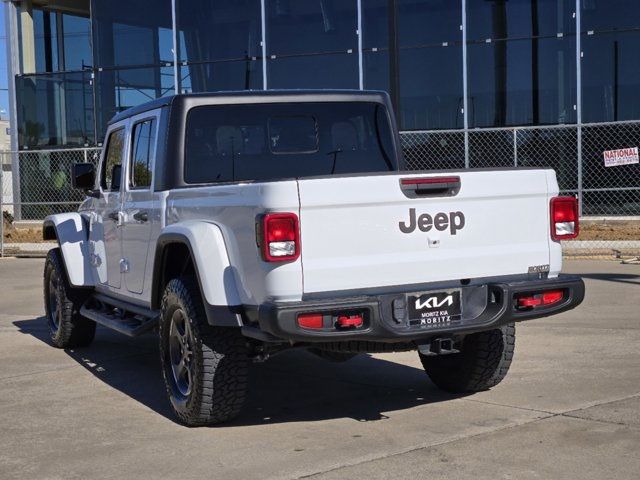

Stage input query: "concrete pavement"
[{"left": 0, "top": 257, "right": 638, "bottom": 479}]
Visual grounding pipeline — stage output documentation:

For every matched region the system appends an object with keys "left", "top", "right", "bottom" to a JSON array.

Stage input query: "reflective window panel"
[
  {"left": 91, "top": 0, "right": 173, "bottom": 68},
  {"left": 176, "top": 0, "right": 262, "bottom": 63},
  {"left": 468, "top": 36, "right": 576, "bottom": 128},
  {"left": 94, "top": 66, "right": 174, "bottom": 143},
  {"left": 397, "top": 1, "right": 463, "bottom": 130},
  {"left": 62, "top": 15, "right": 92, "bottom": 70},
  {"left": 398, "top": 0, "right": 462, "bottom": 46},
  {"left": 265, "top": 0, "right": 359, "bottom": 89},
  {"left": 15, "top": 72, "right": 95, "bottom": 148},
  {"left": 362, "top": 0, "right": 390, "bottom": 93},
  {"left": 27, "top": 9, "right": 59, "bottom": 73},
  {"left": 268, "top": 53, "right": 359, "bottom": 89},
  {"left": 179, "top": 60, "right": 262, "bottom": 94},
  {"left": 399, "top": 45, "right": 464, "bottom": 130},
  {"left": 467, "top": 0, "right": 575, "bottom": 41},
  {"left": 266, "top": 0, "right": 358, "bottom": 55},
  {"left": 581, "top": 0, "right": 640, "bottom": 33},
  {"left": 582, "top": 30, "right": 640, "bottom": 123}
]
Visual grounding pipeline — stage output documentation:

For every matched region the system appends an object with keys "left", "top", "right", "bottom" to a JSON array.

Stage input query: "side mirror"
[{"left": 72, "top": 163, "right": 95, "bottom": 190}]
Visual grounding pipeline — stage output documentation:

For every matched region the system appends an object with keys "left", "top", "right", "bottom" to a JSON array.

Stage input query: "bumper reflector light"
[
  {"left": 297, "top": 313, "right": 323, "bottom": 329},
  {"left": 542, "top": 290, "right": 564, "bottom": 305}
]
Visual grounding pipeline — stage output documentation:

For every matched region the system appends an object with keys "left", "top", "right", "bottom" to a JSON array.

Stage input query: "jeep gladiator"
[{"left": 42, "top": 91, "right": 584, "bottom": 426}]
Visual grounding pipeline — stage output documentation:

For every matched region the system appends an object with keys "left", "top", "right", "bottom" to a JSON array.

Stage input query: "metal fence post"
[
  {"left": 576, "top": 0, "right": 584, "bottom": 217},
  {"left": 462, "top": 0, "right": 470, "bottom": 169},
  {"left": 577, "top": 125, "right": 583, "bottom": 216},
  {"left": 513, "top": 128, "right": 518, "bottom": 167}
]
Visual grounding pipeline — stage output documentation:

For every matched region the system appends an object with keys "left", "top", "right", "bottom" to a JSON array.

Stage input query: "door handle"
[
  {"left": 107, "top": 211, "right": 124, "bottom": 227},
  {"left": 133, "top": 211, "right": 149, "bottom": 223}
]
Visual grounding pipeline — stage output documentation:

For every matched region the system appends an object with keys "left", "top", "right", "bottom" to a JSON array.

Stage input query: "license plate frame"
[{"left": 407, "top": 289, "right": 463, "bottom": 328}]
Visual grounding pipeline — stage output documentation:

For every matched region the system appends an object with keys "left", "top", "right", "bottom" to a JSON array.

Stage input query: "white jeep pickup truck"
[{"left": 43, "top": 91, "right": 584, "bottom": 426}]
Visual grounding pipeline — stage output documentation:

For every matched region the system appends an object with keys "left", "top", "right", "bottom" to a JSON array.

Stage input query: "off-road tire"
[
  {"left": 159, "top": 276, "right": 249, "bottom": 426},
  {"left": 419, "top": 324, "right": 515, "bottom": 393},
  {"left": 308, "top": 348, "right": 359, "bottom": 363},
  {"left": 43, "top": 248, "right": 95, "bottom": 348}
]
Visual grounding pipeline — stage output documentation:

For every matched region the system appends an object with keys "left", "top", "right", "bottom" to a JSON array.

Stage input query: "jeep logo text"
[{"left": 399, "top": 209, "right": 466, "bottom": 235}]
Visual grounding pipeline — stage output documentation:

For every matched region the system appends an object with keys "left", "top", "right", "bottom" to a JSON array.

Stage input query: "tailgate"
[{"left": 297, "top": 170, "right": 551, "bottom": 294}]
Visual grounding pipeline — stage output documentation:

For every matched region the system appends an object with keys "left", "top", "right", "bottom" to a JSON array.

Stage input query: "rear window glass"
[
  {"left": 184, "top": 102, "right": 396, "bottom": 184},
  {"left": 268, "top": 116, "right": 318, "bottom": 154}
]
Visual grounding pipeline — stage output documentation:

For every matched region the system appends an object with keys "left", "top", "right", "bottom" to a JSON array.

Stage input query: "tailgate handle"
[{"left": 400, "top": 176, "right": 461, "bottom": 198}]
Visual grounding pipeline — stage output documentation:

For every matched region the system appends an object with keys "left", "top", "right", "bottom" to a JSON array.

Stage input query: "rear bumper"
[{"left": 250, "top": 275, "right": 585, "bottom": 344}]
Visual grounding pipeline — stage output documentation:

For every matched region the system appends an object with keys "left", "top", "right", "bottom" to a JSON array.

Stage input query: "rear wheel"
[
  {"left": 159, "top": 276, "right": 249, "bottom": 426},
  {"left": 419, "top": 324, "right": 515, "bottom": 393},
  {"left": 43, "top": 248, "right": 95, "bottom": 348}
]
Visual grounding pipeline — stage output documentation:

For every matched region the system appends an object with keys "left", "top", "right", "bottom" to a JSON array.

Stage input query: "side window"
[
  {"left": 130, "top": 119, "right": 156, "bottom": 189},
  {"left": 101, "top": 128, "right": 126, "bottom": 191}
]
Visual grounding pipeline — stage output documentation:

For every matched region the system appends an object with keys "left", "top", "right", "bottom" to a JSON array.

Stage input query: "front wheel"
[
  {"left": 43, "top": 248, "right": 95, "bottom": 348},
  {"left": 159, "top": 276, "right": 249, "bottom": 426},
  {"left": 419, "top": 324, "right": 515, "bottom": 393}
]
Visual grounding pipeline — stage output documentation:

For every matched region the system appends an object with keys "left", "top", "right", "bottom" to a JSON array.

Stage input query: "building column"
[{"left": 19, "top": 0, "right": 36, "bottom": 74}]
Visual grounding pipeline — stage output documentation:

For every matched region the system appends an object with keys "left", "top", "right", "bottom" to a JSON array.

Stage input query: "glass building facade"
[{"left": 6, "top": 0, "right": 640, "bottom": 148}]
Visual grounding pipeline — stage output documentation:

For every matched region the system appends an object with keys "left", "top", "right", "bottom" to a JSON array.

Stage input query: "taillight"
[
  {"left": 296, "top": 312, "right": 366, "bottom": 330},
  {"left": 550, "top": 196, "right": 579, "bottom": 241},
  {"left": 297, "top": 313, "right": 324, "bottom": 329},
  {"left": 259, "top": 213, "right": 300, "bottom": 262},
  {"left": 516, "top": 290, "right": 565, "bottom": 310},
  {"left": 337, "top": 314, "right": 364, "bottom": 328}
]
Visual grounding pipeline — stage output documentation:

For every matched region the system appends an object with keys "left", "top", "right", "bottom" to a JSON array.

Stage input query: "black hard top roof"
[{"left": 108, "top": 90, "right": 391, "bottom": 126}]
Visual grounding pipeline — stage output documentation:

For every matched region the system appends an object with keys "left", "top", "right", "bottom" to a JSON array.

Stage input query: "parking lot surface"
[{"left": 0, "top": 257, "right": 638, "bottom": 479}]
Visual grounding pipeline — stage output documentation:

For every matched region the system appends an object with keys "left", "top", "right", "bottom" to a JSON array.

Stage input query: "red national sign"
[{"left": 603, "top": 147, "right": 639, "bottom": 167}]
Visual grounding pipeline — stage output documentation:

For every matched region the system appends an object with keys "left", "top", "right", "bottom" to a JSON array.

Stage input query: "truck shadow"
[{"left": 14, "top": 318, "right": 469, "bottom": 427}]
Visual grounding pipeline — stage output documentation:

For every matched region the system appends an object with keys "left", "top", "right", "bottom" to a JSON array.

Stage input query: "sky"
[{"left": 0, "top": 6, "right": 9, "bottom": 120}]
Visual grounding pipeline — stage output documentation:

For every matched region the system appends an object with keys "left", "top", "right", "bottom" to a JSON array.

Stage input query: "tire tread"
[
  {"left": 159, "top": 276, "right": 249, "bottom": 426},
  {"left": 420, "top": 324, "right": 516, "bottom": 393},
  {"left": 43, "top": 248, "right": 95, "bottom": 348}
]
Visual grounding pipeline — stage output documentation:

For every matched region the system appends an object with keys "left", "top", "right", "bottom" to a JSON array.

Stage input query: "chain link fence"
[
  {"left": 1, "top": 148, "right": 101, "bottom": 256},
  {"left": 1, "top": 123, "right": 639, "bottom": 257}
]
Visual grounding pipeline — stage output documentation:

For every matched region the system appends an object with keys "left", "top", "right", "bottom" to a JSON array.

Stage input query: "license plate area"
[{"left": 407, "top": 289, "right": 462, "bottom": 328}]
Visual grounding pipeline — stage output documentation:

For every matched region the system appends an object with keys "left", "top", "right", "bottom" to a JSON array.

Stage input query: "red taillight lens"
[
  {"left": 297, "top": 313, "right": 323, "bottom": 329},
  {"left": 336, "top": 315, "right": 364, "bottom": 328},
  {"left": 260, "top": 213, "right": 300, "bottom": 262},
  {"left": 516, "top": 290, "right": 565, "bottom": 309},
  {"left": 550, "top": 196, "right": 579, "bottom": 241},
  {"left": 517, "top": 296, "right": 543, "bottom": 308},
  {"left": 542, "top": 290, "right": 564, "bottom": 305}
]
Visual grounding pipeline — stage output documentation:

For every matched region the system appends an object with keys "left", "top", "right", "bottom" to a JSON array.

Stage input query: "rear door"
[
  {"left": 121, "top": 113, "right": 159, "bottom": 295},
  {"left": 297, "top": 170, "right": 551, "bottom": 294}
]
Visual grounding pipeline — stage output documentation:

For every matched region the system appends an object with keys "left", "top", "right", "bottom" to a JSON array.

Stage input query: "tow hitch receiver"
[{"left": 418, "top": 338, "right": 460, "bottom": 356}]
